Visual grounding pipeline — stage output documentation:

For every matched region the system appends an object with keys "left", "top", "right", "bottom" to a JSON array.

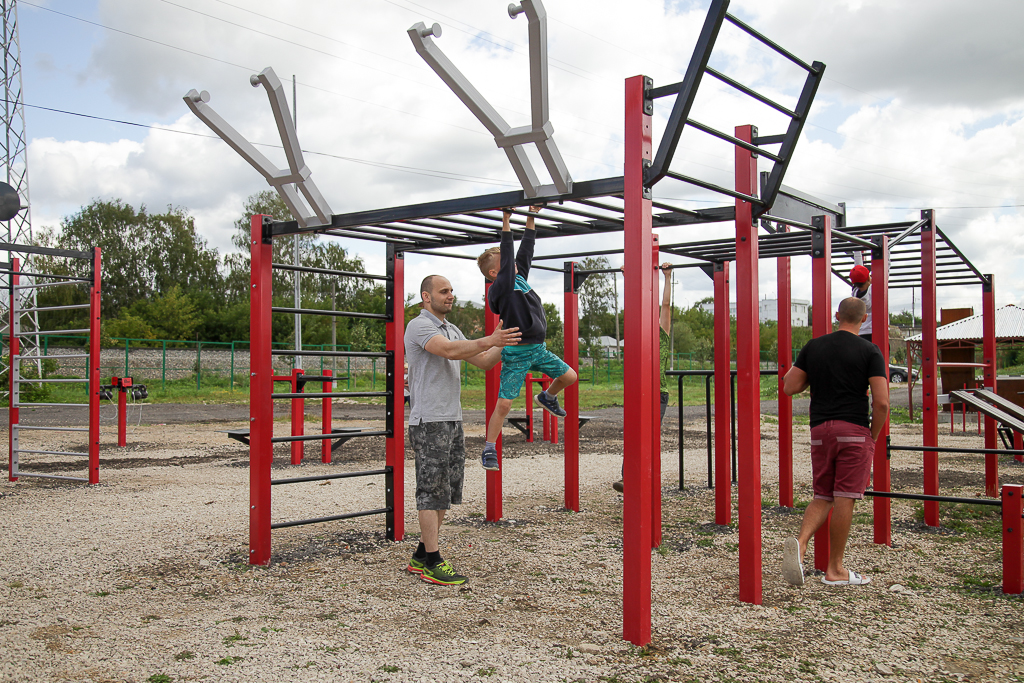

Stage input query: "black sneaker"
[
  {"left": 481, "top": 444, "right": 499, "bottom": 471},
  {"left": 421, "top": 559, "right": 467, "bottom": 585},
  {"left": 535, "top": 391, "right": 566, "bottom": 417},
  {"left": 612, "top": 479, "right": 624, "bottom": 493},
  {"left": 406, "top": 555, "right": 427, "bottom": 575}
]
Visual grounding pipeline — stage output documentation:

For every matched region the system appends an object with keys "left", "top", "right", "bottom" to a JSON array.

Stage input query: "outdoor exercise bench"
[{"left": 223, "top": 427, "right": 366, "bottom": 452}]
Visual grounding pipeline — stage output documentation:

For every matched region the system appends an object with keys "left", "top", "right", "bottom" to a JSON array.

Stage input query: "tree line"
[{"left": 29, "top": 191, "right": 820, "bottom": 357}]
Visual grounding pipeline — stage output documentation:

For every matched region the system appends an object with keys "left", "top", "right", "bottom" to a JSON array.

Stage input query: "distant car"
[{"left": 888, "top": 364, "right": 918, "bottom": 383}]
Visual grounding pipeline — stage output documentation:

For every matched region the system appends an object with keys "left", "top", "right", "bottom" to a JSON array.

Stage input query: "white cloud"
[{"left": 19, "top": 0, "right": 1024, "bottom": 323}]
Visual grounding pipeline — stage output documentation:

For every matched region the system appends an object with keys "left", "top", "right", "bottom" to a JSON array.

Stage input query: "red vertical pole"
[
  {"left": 385, "top": 245, "right": 405, "bottom": 541},
  {"left": 322, "top": 369, "right": 332, "bottom": 464},
  {"left": 810, "top": 214, "right": 832, "bottom": 571},
  {"left": 982, "top": 276, "right": 998, "bottom": 496},
  {"left": 484, "top": 280, "right": 503, "bottom": 522},
  {"left": 1015, "top": 433, "right": 1023, "bottom": 464},
  {"left": 713, "top": 262, "right": 731, "bottom": 524},
  {"left": 525, "top": 373, "right": 534, "bottom": 442},
  {"left": 651, "top": 234, "right": 662, "bottom": 549},
  {"left": 117, "top": 385, "right": 127, "bottom": 448},
  {"left": 921, "top": 210, "right": 940, "bottom": 526},
  {"left": 777, "top": 225, "right": 793, "bottom": 508},
  {"left": 563, "top": 262, "right": 580, "bottom": 512},
  {"left": 88, "top": 248, "right": 102, "bottom": 485},
  {"left": 542, "top": 377, "right": 551, "bottom": 441},
  {"left": 734, "top": 124, "right": 761, "bottom": 605},
  {"left": 290, "top": 368, "right": 304, "bottom": 465},
  {"left": 8, "top": 258, "right": 18, "bottom": 482},
  {"left": 1003, "top": 484, "right": 1023, "bottom": 595},
  {"left": 622, "top": 74, "right": 653, "bottom": 646},
  {"left": 249, "top": 215, "right": 274, "bottom": 565},
  {"left": 871, "top": 237, "right": 891, "bottom": 546}
]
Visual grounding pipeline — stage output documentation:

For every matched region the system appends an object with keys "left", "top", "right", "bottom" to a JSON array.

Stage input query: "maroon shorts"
[{"left": 809, "top": 420, "right": 874, "bottom": 501}]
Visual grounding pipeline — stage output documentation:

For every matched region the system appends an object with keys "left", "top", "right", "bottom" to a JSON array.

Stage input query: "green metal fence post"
[
  {"left": 230, "top": 341, "right": 235, "bottom": 391},
  {"left": 162, "top": 341, "right": 167, "bottom": 390},
  {"left": 124, "top": 338, "right": 129, "bottom": 377},
  {"left": 197, "top": 342, "right": 202, "bottom": 391}
]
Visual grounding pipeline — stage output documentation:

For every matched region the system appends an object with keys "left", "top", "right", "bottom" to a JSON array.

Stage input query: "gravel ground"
[{"left": 1, "top": 407, "right": 1023, "bottom": 683}]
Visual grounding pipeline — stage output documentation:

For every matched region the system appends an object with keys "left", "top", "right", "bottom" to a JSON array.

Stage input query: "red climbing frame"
[
  {"left": 734, "top": 125, "right": 761, "bottom": 605},
  {"left": 484, "top": 280, "right": 503, "bottom": 523},
  {"left": 982, "top": 275, "right": 998, "bottom": 497},
  {"left": 921, "top": 210, "right": 940, "bottom": 526},
  {"left": 810, "top": 214, "right": 832, "bottom": 572},
  {"left": 622, "top": 74, "right": 654, "bottom": 646},
  {"left": 713, "top": 262, "right": 731, "bottom": 524},
  {"left": 872, "top": 237, "right": 892, "bottom": 546},
  {"left": 563, "top": 262, "right": 580, "bottom": 512}
]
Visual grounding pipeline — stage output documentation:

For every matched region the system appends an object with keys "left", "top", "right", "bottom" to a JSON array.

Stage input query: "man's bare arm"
[
  {"left": 423, "top": 321, "right": 521, "bottom": 361},
  {"left": 783, "top": 366, "right": 809, "bottom": 396},
  {"left": 868, "top": 375, "right": 890, "bottom": 442},
  {"left": 465, "top": 345, "right": 503, "bottom": 370},
  {"left": 659, "top": 262, "right": 672, "bottom": 336}
]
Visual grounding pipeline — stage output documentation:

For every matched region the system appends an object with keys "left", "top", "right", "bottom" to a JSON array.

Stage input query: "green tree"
[{"left": 577, "top": 257, "right": 614, "bottom": 355}]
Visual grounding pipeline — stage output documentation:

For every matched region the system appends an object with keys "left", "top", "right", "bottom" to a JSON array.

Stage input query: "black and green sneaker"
[
  {"left": 406, "top": 555, "right": 427, "bottom": 575},
  {"left": 420, "top": 559, "right": 467, "bottom": 585}
]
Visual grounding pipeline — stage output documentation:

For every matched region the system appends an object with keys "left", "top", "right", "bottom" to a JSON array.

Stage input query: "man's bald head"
[
  {"left": 419, "top": 275, "right": 438, "bottom": 303},
  {"left": 837, "top": 297, "right": 867, "bottom": 325}
]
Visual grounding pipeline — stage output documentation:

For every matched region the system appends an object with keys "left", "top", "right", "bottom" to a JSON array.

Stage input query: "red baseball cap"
[{"left": 850, "top": 265, "right": 870, "bottom": 284}]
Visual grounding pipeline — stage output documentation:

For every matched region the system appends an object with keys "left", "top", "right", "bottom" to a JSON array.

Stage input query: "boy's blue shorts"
[{"left": 498, "top": 343, "right": 571, "bottom": 400}]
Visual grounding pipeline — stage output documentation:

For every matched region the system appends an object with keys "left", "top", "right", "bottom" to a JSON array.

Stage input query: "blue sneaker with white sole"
[
  {"left": 535, "top": 391, "right": 566, "bottom": 418},
  {"left": 481, "top": 444, "right": 499, "bottom": 471}
]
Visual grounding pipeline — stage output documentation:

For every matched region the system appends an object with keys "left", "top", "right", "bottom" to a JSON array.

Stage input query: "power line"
[{"left": 19, "top": 100, "right": 519, "bottom": 187}]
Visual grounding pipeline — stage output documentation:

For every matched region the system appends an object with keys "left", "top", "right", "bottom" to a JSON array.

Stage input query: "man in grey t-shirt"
[{"left": 404, "top": 274, "right": 520, "bottom": 585}]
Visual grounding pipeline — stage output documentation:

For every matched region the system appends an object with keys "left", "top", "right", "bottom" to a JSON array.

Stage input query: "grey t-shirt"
[{"left": 405, "top": 309, "right": 467, "bottom": 425}]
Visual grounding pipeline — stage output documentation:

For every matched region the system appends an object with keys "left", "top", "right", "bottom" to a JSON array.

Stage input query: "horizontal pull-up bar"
[
  {"left": 406, "top": 248, "right": 564, "bottom": 273},
  {"left": 687, "top": 118, "right": 784, "bottom": 163},
  {"left": 889, "top": 445, "right": 1024, "bottom": 457},
  {"left": 863, "top": 490, "right": 1001, "bottom": 507},
  {"left": 271, "top": 391, "right": 391, "bottom": 400},
  {"left": 270, "top": 507, "right": 391, "bottom": 530},
  {"left": 0, "top": 269, "right": 91, "bottom": 282},
  {"left": 270, "top": 431, "right": 389, "bottom": 444},
  {"left": 664, "top": 170, "right": 762, "bottom": 205},
  {"left": 888, "top": 218, "right": 928, "bottom": 248},
  {"left": 271, "top": 349, "right": 391, "bottom": 358},
  {"left": 271, "top": 307, "right": 388, "bottom": 320},
  {"left": 271, "top": 468, "right": 389, "bottom": 485},
  {"left": 0, "top": 241, "right": 93, "bottom": 260},
  {"left": 271, "top": 263, "right": 389, "bottom": 281},
  {"left": 724, "top": 13, "right": 820, "bottom": 75},
  {"left": 703, "top": 67, "right": 798, "bottom": 119}
]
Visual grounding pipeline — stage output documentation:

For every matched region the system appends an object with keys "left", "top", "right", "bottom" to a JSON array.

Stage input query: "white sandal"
[{"left": 822, "top": 570, "right": 871, "bottom": 586}]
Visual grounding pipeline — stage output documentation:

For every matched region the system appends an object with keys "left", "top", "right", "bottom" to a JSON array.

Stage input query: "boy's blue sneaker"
[
  {"left": 481, "top": 444, "right": 500, "bottom": 471},
  {"left": 535, "top": 391, "right": 566, "bottom": 418}
]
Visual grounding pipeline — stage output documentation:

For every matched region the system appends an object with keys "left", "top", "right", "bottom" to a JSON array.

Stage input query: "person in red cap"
[{"left": 849, "top": 264, "right": 872, "bottom": 342}]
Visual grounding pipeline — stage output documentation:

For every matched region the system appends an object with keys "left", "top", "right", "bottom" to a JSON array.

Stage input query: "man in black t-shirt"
[{"left": 781, "top": 297, "right": 889, "bottom": 587}]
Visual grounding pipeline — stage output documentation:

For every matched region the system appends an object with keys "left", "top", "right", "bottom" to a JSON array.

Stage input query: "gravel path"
[{"left": 1, "top": 407, "right": 1022, "bottom": 682}]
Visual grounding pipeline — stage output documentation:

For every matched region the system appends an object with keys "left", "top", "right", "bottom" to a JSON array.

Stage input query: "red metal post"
[
  {"left": 734, "top": 124, "right": 761, "bottom": 605},
  {"left": 249, "top": 215, "right": 274, "bottom": 565},
  {"left": 1015, "top": 433, "right": 1023, "bottom": 464},
  {"left": 921, "top": 210, "right": 940, "bottom": 526},
  {"left": 290, "top": 368, "right": 304, "bottom": 465},
  {"left": 622, "top": 74, "right": 653, "bottom": 646},
  {"left": 322, "top": 369, "right": 332, "bottom": 464},
  {"left": 564, "top": 262, "right": 580, "bottom": 512},
  {"left": 651, "top": 234, "right": 662, "bottom": 549},
  {"left": 525, "top": 373, "right": 534, "bottom": 442},
  {"left": 385, "top": 245, "right": 405, "bottom": 541},
  {"left": 1004, "top": 484, "right": 1024, "bottom": 594},
  {"left": 777, "top": 225, "right": 793, "bottom": 508},
  {"left": 117, "top": 382, "right": 127, "bottom": 448},
  {"left": 713, "top": 262, "right": 731, "bottom": 524},
  {"left": 8, "top": 258, "right": 18, "bottom": 482},
  {"left": 810, "top": 214, "right": 832, "bottom": 571},
  {"left": 871, "top": 237, "right": 891, "bottom": 546},
  {"left": 484, "top": 280, "right": 503, "bottom": 522},
  {"left": 88, "top": 248, "right": 102, "bottom": 485},
  {"left": 982, "top": 276, "right": 998, "bottom": 496}
]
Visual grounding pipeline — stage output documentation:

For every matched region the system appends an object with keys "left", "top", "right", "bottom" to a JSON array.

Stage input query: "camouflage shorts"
[{"left": 408, "top": 421, "right": 466, "bottom": 511}]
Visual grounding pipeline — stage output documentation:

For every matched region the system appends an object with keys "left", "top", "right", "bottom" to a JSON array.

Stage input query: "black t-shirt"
[{"left": 793, "top": 330, "right": 887, "bottom": 428}]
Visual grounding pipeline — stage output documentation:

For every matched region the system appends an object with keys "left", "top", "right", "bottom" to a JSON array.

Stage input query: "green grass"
[{"left": 913, "top": 502, "right": 1001, "bottom": 538}]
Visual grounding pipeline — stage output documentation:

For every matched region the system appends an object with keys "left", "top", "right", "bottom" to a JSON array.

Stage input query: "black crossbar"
[
  {"left": 270, "top": 430, "right": 389, "bottom": 444},
  {"left": 687, "top": 118, "right": 784, "bottom": 163},
  {"left": 272, "top": 307, "right": 388, "bottom": 320},
  {"left": 664, "top": 171, "right": 761, "bottom": 205},
  {"left": 704, "top": 67, "right": 798, "bottom": 119},
  {"left": 887, "top": 445, "right": 1024, "bottom": 456},
  {"left": 271, "top": 349, "right": 390, "bottom": 358},
  {"left": 271, "top": 468, "right": 389, "bottom": 485},
  {"left": 271, "top": 391, "right": 390, "bottom": 400},
  {"left": 271, "top": 507, "right": 392, "bottom": 529},
  {"left": 724, "top": 13, "right": 819, "bottom": 74},
  {"left": 0, "top": 269, "right": 91, "bottom": 282},
  {"left": 271, "top": 263, "right": 389, "bottom": 281},
  {"left": 0, "top": 241, "right": 93, "bottom": 260},
  {"left": 863, "top": 490, "right": 1001, "bottom": 507}
]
